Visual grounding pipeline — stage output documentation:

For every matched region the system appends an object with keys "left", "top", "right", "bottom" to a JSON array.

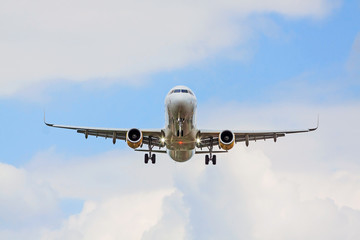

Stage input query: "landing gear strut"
[
  {"left": 205, "top": 137, "right": 217, "bottom": 165},
  {"left": 177, "top": 118, "right": 184, "bottom": 137},
  {"left": 144, "top": 137, "right": 156, "bottom": 164}
]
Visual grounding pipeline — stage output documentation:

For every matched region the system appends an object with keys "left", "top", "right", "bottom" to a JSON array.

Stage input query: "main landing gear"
[
  {"left": 144, "top": 153, "right": 156, "bottom": 164},
  {"left": 205, "top": 154, "right": 216, "bottom": 165},
  {"left": 144, "top": 137, "right": 156, "bottom": 164},
  {"left": 205, "top": 137, "right": 217, "bottom": 165}
]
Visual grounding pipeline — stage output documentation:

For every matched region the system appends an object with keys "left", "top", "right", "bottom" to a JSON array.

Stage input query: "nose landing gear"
[{"left": 177, "top": 118, "right": 185, "bottom": 137}]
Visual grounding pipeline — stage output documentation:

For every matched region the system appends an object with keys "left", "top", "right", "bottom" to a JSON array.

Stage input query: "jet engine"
[
  {"left": 219, "top": 130, "right": 235, "bottom": 150},
  {"left": 126, "top": 128, "right": 143, "bottom": 149}
]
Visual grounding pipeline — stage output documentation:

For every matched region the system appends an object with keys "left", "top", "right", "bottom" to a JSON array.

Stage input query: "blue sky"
[{"left": 0, "top": 0, "right": 360, "bottom": 239}]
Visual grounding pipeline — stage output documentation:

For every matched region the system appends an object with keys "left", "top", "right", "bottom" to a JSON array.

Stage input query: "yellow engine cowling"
[
  {"left": 219, "top": 130, "right": 235, "bottom": 150},
  {"left": 126, "top": 128, "right": 143, "bottom": 149}
]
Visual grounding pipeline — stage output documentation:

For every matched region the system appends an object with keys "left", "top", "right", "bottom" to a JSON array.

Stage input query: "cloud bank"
[
  {"left": 0, "top": 0, "right": 338, "bottom": 96},
  {"left": 22, "top": 148, "right": 360, "bottom": 240}
]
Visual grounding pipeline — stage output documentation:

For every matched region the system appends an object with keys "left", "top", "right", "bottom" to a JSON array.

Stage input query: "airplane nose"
[
  {"left": 168, "top": 94, "right": 194, "bottom": 114},
  {"left": 170, "top": 95, "right": 191, "bottom": 109},
  {"left": 171, "top": 96, "right": 184, "bottom": 107}
]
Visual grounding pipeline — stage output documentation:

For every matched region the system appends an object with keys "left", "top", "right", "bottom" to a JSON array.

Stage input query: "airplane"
[{"left": 45, "top": 85, "right": 318, "bottom": 165}]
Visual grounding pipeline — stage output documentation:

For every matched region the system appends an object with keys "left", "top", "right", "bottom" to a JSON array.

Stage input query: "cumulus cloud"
[
  {"left": 0, "top": 163, "right": 59, "bottom": 239},
  {"left": 0, "top": 0, "right": 338, "bottom": 96},
  {"left": 30, "top": 148, "right": 360, "bottom": 240},
  {"left": 0, "top": 163, "right": 58, "bottom": 223},
  {"left": 41, "top": 191, "right": 174, "bottom": 240}
]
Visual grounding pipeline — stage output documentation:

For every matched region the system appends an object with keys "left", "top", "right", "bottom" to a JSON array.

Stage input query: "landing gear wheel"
[
  {"left": 144, "top": 154, "right": 149, "bottom": 164},
  {"left": 205, "top": 155, "right": 210, "bottom": 165},
  {"left": 212, "top": 155, "right": 217, "bottom": 165},
  {"left": 151, "top": 154, "right": 156, "bottom": 164}
]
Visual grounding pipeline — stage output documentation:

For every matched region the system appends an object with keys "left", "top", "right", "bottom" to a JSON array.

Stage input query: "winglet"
[
  {"left": 44, "top": 111, "right": 54, "bottom": 127},
  {"left": 309, "top": 115, "right": 319, "bottom": 131}
]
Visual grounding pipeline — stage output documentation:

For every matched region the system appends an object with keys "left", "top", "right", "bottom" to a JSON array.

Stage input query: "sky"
[{"left": 0, "top": 0, "right": 360, "bottom": 239}]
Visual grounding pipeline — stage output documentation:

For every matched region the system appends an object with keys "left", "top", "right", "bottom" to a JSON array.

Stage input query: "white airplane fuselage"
[{"left": 164, "top": 86, "right": 197, "bottom": 162}]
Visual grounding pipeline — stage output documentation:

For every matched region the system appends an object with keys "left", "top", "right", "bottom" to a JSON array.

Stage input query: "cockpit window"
[{"left": 169, "top": 89, "right": 193, "bottom": 95}]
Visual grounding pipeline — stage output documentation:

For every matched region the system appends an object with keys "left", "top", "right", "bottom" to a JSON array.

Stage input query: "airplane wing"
[
  {"left": 44, "top": 119, "right": 164, "bottom": 148},
  {"left": 198, "top": 122, "right": 318, "bottom": 148}
]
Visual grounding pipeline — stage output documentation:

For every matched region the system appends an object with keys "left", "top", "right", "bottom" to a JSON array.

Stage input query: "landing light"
[
  {"left": 196, "top": 138, "right": 201, "bottom": 144},
  {"left": 161, "top": 137, "right": 165, "bottom": 143}
]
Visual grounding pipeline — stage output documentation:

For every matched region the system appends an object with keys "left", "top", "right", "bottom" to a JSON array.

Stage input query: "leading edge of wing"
[
  {"left": 45, "top": 117, "right": 128, "bottom": 132},
  {"left": 199, "top": 116, "right": 319, "bottom": 136},
  {"left": 44, "top": 113, "right": 163, "bottom": 135},
  {"left": 200, "top": 127, "right": 316, "bottom": 136}
]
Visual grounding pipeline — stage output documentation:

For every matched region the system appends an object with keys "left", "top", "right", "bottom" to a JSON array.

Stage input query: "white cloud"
[
  {"left": 0, "top": 0, "right": 337, "bottom": 96},
  {"left": 32, "top": 147, "right": 360, "bottom": 240},
  {"left": 0, "top": 163, "right": 59, "bottom": 239},
  {"left": 26, "top": 149, "right": 176, "bottom": 199},
  {"left": 0, "top": 163, "right": 58, "bottom": 223},
  {"left": 41, "top": 190, "right": 173, "bottom": 240},
  {"left": 141, "top": 190, "right": 190, "bottom": 240}
]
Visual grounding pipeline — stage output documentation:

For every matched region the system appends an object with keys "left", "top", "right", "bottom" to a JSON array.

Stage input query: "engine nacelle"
[
  {"left": 126, "top": 128, "right": 143, "bottom": 149},
  {"left": 219, "top": 130, "right": 235, "bottom": 150}
]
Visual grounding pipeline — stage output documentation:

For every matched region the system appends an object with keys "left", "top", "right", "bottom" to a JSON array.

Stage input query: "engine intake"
[
  {"left": 126, "top": 128, "right": 143, "bottom": 149},
  {"left": 219, "top": 130, "right": 235, "bottom": 150}
]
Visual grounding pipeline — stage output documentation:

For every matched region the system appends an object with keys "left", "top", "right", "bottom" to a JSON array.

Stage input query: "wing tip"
[
  {"left": 44, "top": 111, "right": 54, "bottom": 127},
  {"left": 309, "top": 115, "right": 319, "bottom": 131}
]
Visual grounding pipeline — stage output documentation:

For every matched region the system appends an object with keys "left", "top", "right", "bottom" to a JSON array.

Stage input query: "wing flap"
[
  {"left": 77, "top": 129, "right": 127, "bottom": 140},
  {"left": 235, "top": 133, "right": 285, "bottom": 143}
]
